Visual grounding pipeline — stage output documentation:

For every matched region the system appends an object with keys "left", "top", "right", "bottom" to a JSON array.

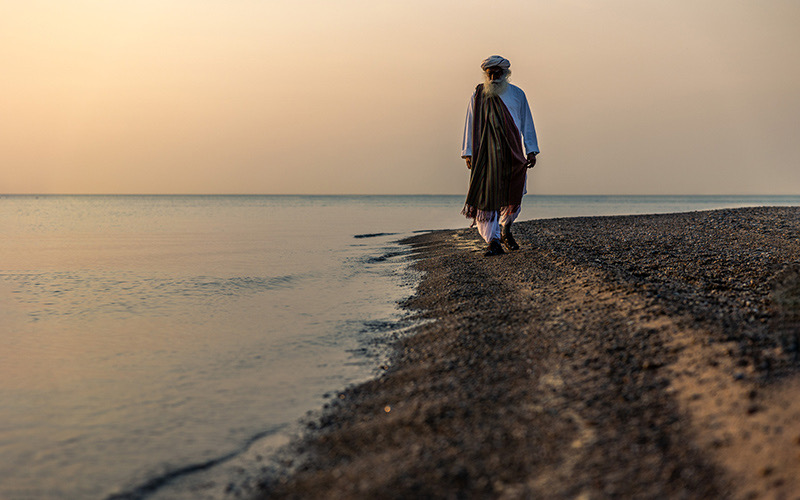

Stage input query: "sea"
[{"left": 2, "top": 194, "right": 799, "bottom": 499}]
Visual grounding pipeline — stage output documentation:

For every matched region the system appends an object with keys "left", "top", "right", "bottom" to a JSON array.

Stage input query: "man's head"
[{"left": 481, "top": 55, "right": 511, "bottom": 97}]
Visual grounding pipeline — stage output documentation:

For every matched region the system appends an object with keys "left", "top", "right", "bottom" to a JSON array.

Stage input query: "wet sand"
[{"left": 260, "top": 207, "right": 800, "bottom": 499}]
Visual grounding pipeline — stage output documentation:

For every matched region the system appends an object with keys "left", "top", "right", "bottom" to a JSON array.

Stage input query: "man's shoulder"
[{"left": 506, "top": 83, "right": 526, "bottom": 96}]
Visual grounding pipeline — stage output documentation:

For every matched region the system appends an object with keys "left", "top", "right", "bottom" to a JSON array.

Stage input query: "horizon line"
[{"left": 2, "top": 193, "right": 800, "bottom": 198}]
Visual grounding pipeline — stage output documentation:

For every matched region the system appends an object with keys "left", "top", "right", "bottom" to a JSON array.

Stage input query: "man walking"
[{"left": 461, "top": 55, "right": 540, "bottom": 256}]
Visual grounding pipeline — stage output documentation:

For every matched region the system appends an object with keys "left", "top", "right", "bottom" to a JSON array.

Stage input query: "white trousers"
[{"left": 476, "top": 207, "right": 521, "bottom": 243}]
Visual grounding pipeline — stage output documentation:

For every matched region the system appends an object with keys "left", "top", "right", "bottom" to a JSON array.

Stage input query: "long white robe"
[{"left": 461, "top": 84, "right": 540, "bottom": 243}]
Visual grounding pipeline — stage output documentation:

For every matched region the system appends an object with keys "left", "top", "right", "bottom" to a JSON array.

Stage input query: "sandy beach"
[{"left": 260, "top": 207, "right": 800, "bottom": 499}]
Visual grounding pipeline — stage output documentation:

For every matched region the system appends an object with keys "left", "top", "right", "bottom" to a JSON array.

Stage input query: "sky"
[{"left": 1, "top": 0, "right": 799, "bottom": 195}]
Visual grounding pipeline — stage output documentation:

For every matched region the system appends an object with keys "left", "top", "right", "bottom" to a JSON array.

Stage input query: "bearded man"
[{"left": 461, "top": 55, "right": 540, "bottom": 256}]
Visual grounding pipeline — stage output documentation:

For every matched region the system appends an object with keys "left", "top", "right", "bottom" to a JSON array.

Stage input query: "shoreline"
[
  {"left": 260, "top": 207, "right": 800, "bottom": 499},
  {"left": 106, "top": 237, "right": 425, "bottom": 500}
]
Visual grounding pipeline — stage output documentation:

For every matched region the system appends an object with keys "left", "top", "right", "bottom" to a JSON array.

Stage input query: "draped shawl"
[{"left": 462, "top": 84, "right": 527, "bottom": 222}]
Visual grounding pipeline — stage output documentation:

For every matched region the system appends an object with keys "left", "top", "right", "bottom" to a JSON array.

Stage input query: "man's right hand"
[
  {"left": 525, "top": 152, "right": 538, "bottom": 169},
  {"left": 464, "top": 156, "right": 472, "bottom": 169}
]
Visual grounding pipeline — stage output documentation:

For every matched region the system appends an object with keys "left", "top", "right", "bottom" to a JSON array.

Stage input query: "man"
[{"left": 461, "top": 55, "right": 539, "bottom": 256}]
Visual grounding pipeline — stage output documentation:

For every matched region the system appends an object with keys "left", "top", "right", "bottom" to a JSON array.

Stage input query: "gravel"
[{"left": 258, "top": 206, "right": 800, "bottom": 499}]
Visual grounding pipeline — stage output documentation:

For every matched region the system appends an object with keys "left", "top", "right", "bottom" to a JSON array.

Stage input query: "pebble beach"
[{"left": 260, "top": 206, "right": 800, "bottom": 499}]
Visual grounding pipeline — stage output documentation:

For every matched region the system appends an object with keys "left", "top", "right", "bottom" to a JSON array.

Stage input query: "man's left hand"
[{"left": 525, "top": 152, "right": 538, "bottom": 169}]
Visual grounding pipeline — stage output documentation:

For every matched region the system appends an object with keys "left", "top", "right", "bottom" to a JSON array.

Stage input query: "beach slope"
[{"left": 262, "top": 207, "right": 800, "bottom": 499}]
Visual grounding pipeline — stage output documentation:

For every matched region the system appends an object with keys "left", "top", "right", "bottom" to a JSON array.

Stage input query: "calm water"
[{"left": 1, "top": 194, "right": 798, "bottom": 499}]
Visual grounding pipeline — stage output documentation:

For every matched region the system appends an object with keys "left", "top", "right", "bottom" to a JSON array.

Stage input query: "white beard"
[{"left": 482, "top": 71, "right": 510, "bottom": 97}]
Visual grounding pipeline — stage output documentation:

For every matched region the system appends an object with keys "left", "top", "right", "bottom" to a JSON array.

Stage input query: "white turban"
[{"left": 480, "top": 55, "right": 510, "bottom": 71}]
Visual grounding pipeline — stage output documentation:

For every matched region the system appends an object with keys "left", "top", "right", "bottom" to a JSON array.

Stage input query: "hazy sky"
[{"left": 2, "top": 0, "right": 799, "bottom": 195}]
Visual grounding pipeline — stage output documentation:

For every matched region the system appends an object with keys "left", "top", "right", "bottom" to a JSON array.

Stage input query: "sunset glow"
[{"left": 2, "top": 0, "right": 799, "bottom": 194}]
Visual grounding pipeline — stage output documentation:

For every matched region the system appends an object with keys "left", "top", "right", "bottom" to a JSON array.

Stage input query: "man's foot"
[
  {"left": 501, "top": 224, "right": 519, "bottom": 251},
  {"left": 484, "top": 239, "right": 505, "bottom": 256}
]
